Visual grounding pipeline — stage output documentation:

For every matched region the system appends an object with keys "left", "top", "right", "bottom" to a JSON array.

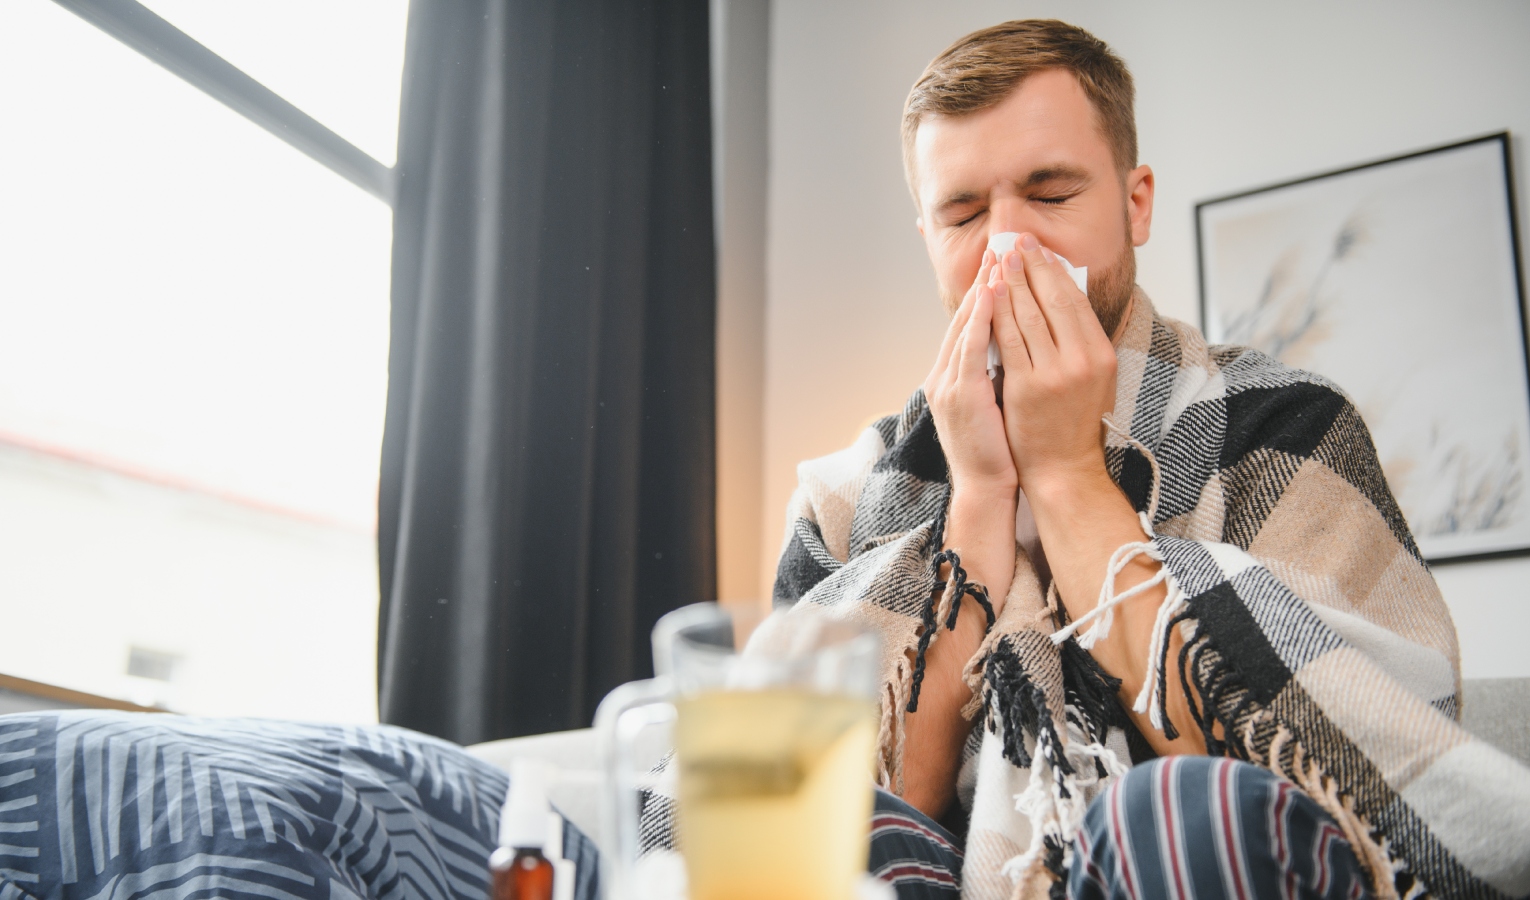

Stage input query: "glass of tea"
[{"left": 596, "top": 602, "right": 881, "bottom": 900}]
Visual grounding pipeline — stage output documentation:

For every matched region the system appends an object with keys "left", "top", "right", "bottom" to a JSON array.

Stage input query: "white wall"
[
  {"left": 762, "top": 0, "right": 1530, "bottom": 676},
  {"left": 713, "top": 0, "right": 771, "bottom": 605}
]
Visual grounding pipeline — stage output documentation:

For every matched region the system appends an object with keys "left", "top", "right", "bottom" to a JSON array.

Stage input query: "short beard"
[{"left": 1089, "top": 230, "right": 1136, "bottom": 340}]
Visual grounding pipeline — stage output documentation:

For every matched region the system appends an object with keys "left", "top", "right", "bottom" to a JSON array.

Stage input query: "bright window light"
[
  {"left": 0, "top": 0, "right": 406, "bottom": 722},
  {"left": 138, "top": 0, "right": 409, "bottom": 166}
]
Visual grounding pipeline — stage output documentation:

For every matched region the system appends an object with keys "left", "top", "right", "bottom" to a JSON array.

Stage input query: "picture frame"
[{"left": 1196, "top": 133, "right": 1530, "bottom": 563}]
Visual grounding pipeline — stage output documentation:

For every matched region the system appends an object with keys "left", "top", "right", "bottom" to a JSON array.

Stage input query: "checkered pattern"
[{"left": 769, "top": 295, "right": 1530, "bottom": 899}]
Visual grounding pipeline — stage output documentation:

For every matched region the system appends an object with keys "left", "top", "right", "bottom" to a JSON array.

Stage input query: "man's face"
[{"left": 913, "top": 69, "right": 1154, "bottom": 337}]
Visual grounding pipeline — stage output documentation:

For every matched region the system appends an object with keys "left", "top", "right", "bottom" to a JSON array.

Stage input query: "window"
[{"left": 0, "top": 0, "right": 408, "bottom": 721}]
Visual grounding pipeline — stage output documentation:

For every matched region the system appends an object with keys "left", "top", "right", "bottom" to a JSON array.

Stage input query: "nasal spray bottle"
[{"left": 490, "top": 760, "right": 556, "bottom": 900}]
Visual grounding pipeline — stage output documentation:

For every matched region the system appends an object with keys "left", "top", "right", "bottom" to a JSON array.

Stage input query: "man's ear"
[
  {"left": 915, "top": 216, "right": 925, "bottom": 238},
  {"left": 1127, "top": 164, "right": 1154, "bottom": 247}
]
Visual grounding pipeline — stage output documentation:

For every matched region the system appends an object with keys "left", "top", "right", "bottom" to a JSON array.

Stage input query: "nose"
[{"left": 987, "top": 195, "right": 1034, "bottom": 244}]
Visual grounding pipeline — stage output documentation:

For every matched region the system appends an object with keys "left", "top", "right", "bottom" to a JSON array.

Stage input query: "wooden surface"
[{"left": 0, "top": 672, "right": 164, "bottom": 713}]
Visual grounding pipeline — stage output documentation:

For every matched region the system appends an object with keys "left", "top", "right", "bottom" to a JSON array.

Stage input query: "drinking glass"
[{"left": 595, "top": 602, "right": 881, "bottom": 900}]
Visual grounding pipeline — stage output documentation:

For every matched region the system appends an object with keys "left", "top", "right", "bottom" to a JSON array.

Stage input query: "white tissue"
[{"left": 984, "top": 232, "right": 1087, "bottom": 379}]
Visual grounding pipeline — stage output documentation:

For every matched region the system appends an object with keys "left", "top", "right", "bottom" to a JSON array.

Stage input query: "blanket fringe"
[
  {"left": 1261, "top": 720, "right": 1408, "bottom": 900},
  {"left": 1048, "top": 528, "right": 1169, "bottom": 652},
  {"left": 1260, "top": 719, "right": 1401, "bottom": 900},
  {"left": 960, "top": 563, "right": 1055, "bottom": 722},
  {"left": 877, "top": 641, "right": 917, "bottom": 796},
  {"left": 881, "top": 516, "right": 995, "bottom": 794},
  {"left": 908, "top": 548, "right": 995, "bottom": 714},
  {"left": 1000, "top": 707, "right": 1130, "bottom": 893},
  {"left": 982, "top": 637, "right": 1131, "bottom": 896},
  {"left": 1077, "top": 418, "right": 1191, "bottom": 739},
  {"left": 1178, "top": 640, "right": 1414, "bottom": 900},
  {"left": 982, "top": 640, "right": 1056, "bottom": 772}
]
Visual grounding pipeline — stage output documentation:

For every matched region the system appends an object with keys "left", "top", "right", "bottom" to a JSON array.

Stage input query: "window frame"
[{"left": 53, "top": 0, "right": 395, "bottom": 205}]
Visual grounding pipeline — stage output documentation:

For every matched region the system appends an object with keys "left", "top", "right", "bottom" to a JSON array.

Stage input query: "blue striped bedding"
[{"left": 0, "top": 712, "right": 598, "bottom": 900}]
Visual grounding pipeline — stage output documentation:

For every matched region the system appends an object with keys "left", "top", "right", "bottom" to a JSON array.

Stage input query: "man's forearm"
[
  {"left": 1026, "top": 468, "right": 1205, "bottom": 756},
  {"left": 900, "top": 486, "right": 1015, "bottom": 818}
]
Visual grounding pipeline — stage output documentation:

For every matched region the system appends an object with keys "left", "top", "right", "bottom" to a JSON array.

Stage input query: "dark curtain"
[{"left": 377, "top": 0, "right": 716, "bottom": 745}]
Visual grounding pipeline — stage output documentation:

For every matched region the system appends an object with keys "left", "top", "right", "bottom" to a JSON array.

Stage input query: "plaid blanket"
[{"left": 772, "top": 295, "right": 1530, "bottom": 899}]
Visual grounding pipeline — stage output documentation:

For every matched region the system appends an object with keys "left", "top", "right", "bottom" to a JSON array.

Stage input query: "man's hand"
[
  {"left": 904, "top": 249, "right": 1020, "bottom": 819},
  {"left": 923, "top": 248, "right": 1019, "bottom": 503},
  {"left": 989, "top": 232, "right": 1117, "bottom": 492},
  {"left": 990, "top": 232, "right": 1206, "bottom": 757}
]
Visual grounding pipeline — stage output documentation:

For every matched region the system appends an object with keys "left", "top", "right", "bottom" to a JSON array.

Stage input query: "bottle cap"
[{"left": 499, "top": 759, "right": 550, "bottom": 850}]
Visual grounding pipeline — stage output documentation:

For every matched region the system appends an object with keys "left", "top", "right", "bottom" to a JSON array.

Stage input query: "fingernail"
[
  {"left": 993, "top": 281, "right": 1009, "bottom": 298},
  {"left": 1003, "top": 252, "right": 1019, "bottom": 271},
  {"left": 1019, "top": 232, "right": 1039, "bottom": 251},
  {"left": 1042, "top": 247, "right": 1055, "bottom": 263}
]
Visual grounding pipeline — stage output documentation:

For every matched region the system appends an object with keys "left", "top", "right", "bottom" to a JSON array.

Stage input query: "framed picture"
[{"left": 1196, "top": 133, "right": 1529, "bottom": 563}]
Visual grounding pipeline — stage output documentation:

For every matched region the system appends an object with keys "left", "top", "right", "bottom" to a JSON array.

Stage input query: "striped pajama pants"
[{"left": 868, "top": 757, "right": 1372, "bottom": 900}]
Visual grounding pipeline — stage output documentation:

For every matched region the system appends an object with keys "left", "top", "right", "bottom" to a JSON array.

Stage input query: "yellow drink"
[{"left": 674, "top": 689, "right": 877, "bottom": 900}]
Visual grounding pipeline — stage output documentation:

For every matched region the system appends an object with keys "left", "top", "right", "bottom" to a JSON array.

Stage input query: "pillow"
[{"left": 0, "top": 711, "right": 598, "bottom": 900}]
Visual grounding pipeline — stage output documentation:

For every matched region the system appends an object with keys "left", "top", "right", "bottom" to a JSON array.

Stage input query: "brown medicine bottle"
[
  {"left": 489, "top": 845, "right": 553, "bottom": 900},
  {"left": 489, "top": 761, "right": 556, "bottom": 900}
]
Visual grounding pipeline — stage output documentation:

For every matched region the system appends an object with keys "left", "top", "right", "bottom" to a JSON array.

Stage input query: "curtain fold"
[{"left": 377, "top": 0, "right": 716, "bottom": 745}]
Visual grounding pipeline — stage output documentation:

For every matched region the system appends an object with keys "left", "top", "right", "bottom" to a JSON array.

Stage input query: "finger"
[
  {"left": 958, "top": 284, "right": 996, "bottom": 379},
  {"left": 971, "top": 248, "right": 996, "bottom": 290},
  {"left": 934, "top": 280, "right": 980, "bottom": 374},
  {"left": 990, "top": 278, "right": 1031, "bottom": 375},
  {"left": 999, "top": 247, "right": 1060, "bottom": 368},
  {"left": 1015, "top": 235, "right": 1088, "bottom": 351}
]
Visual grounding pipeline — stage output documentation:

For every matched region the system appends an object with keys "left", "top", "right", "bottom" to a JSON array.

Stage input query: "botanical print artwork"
[{"left": 1199, "top": 136, "right": 1530, "bottom": 560}]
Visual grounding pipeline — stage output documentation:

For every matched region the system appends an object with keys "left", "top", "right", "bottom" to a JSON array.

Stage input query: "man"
[{"left": 772, "top": 19, "right": 1530, "bottom": 900}]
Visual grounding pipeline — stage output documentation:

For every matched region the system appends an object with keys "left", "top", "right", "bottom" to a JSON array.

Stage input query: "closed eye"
[{"left": 1033, "top": 195, "right": 1071, "bottom": 205}]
